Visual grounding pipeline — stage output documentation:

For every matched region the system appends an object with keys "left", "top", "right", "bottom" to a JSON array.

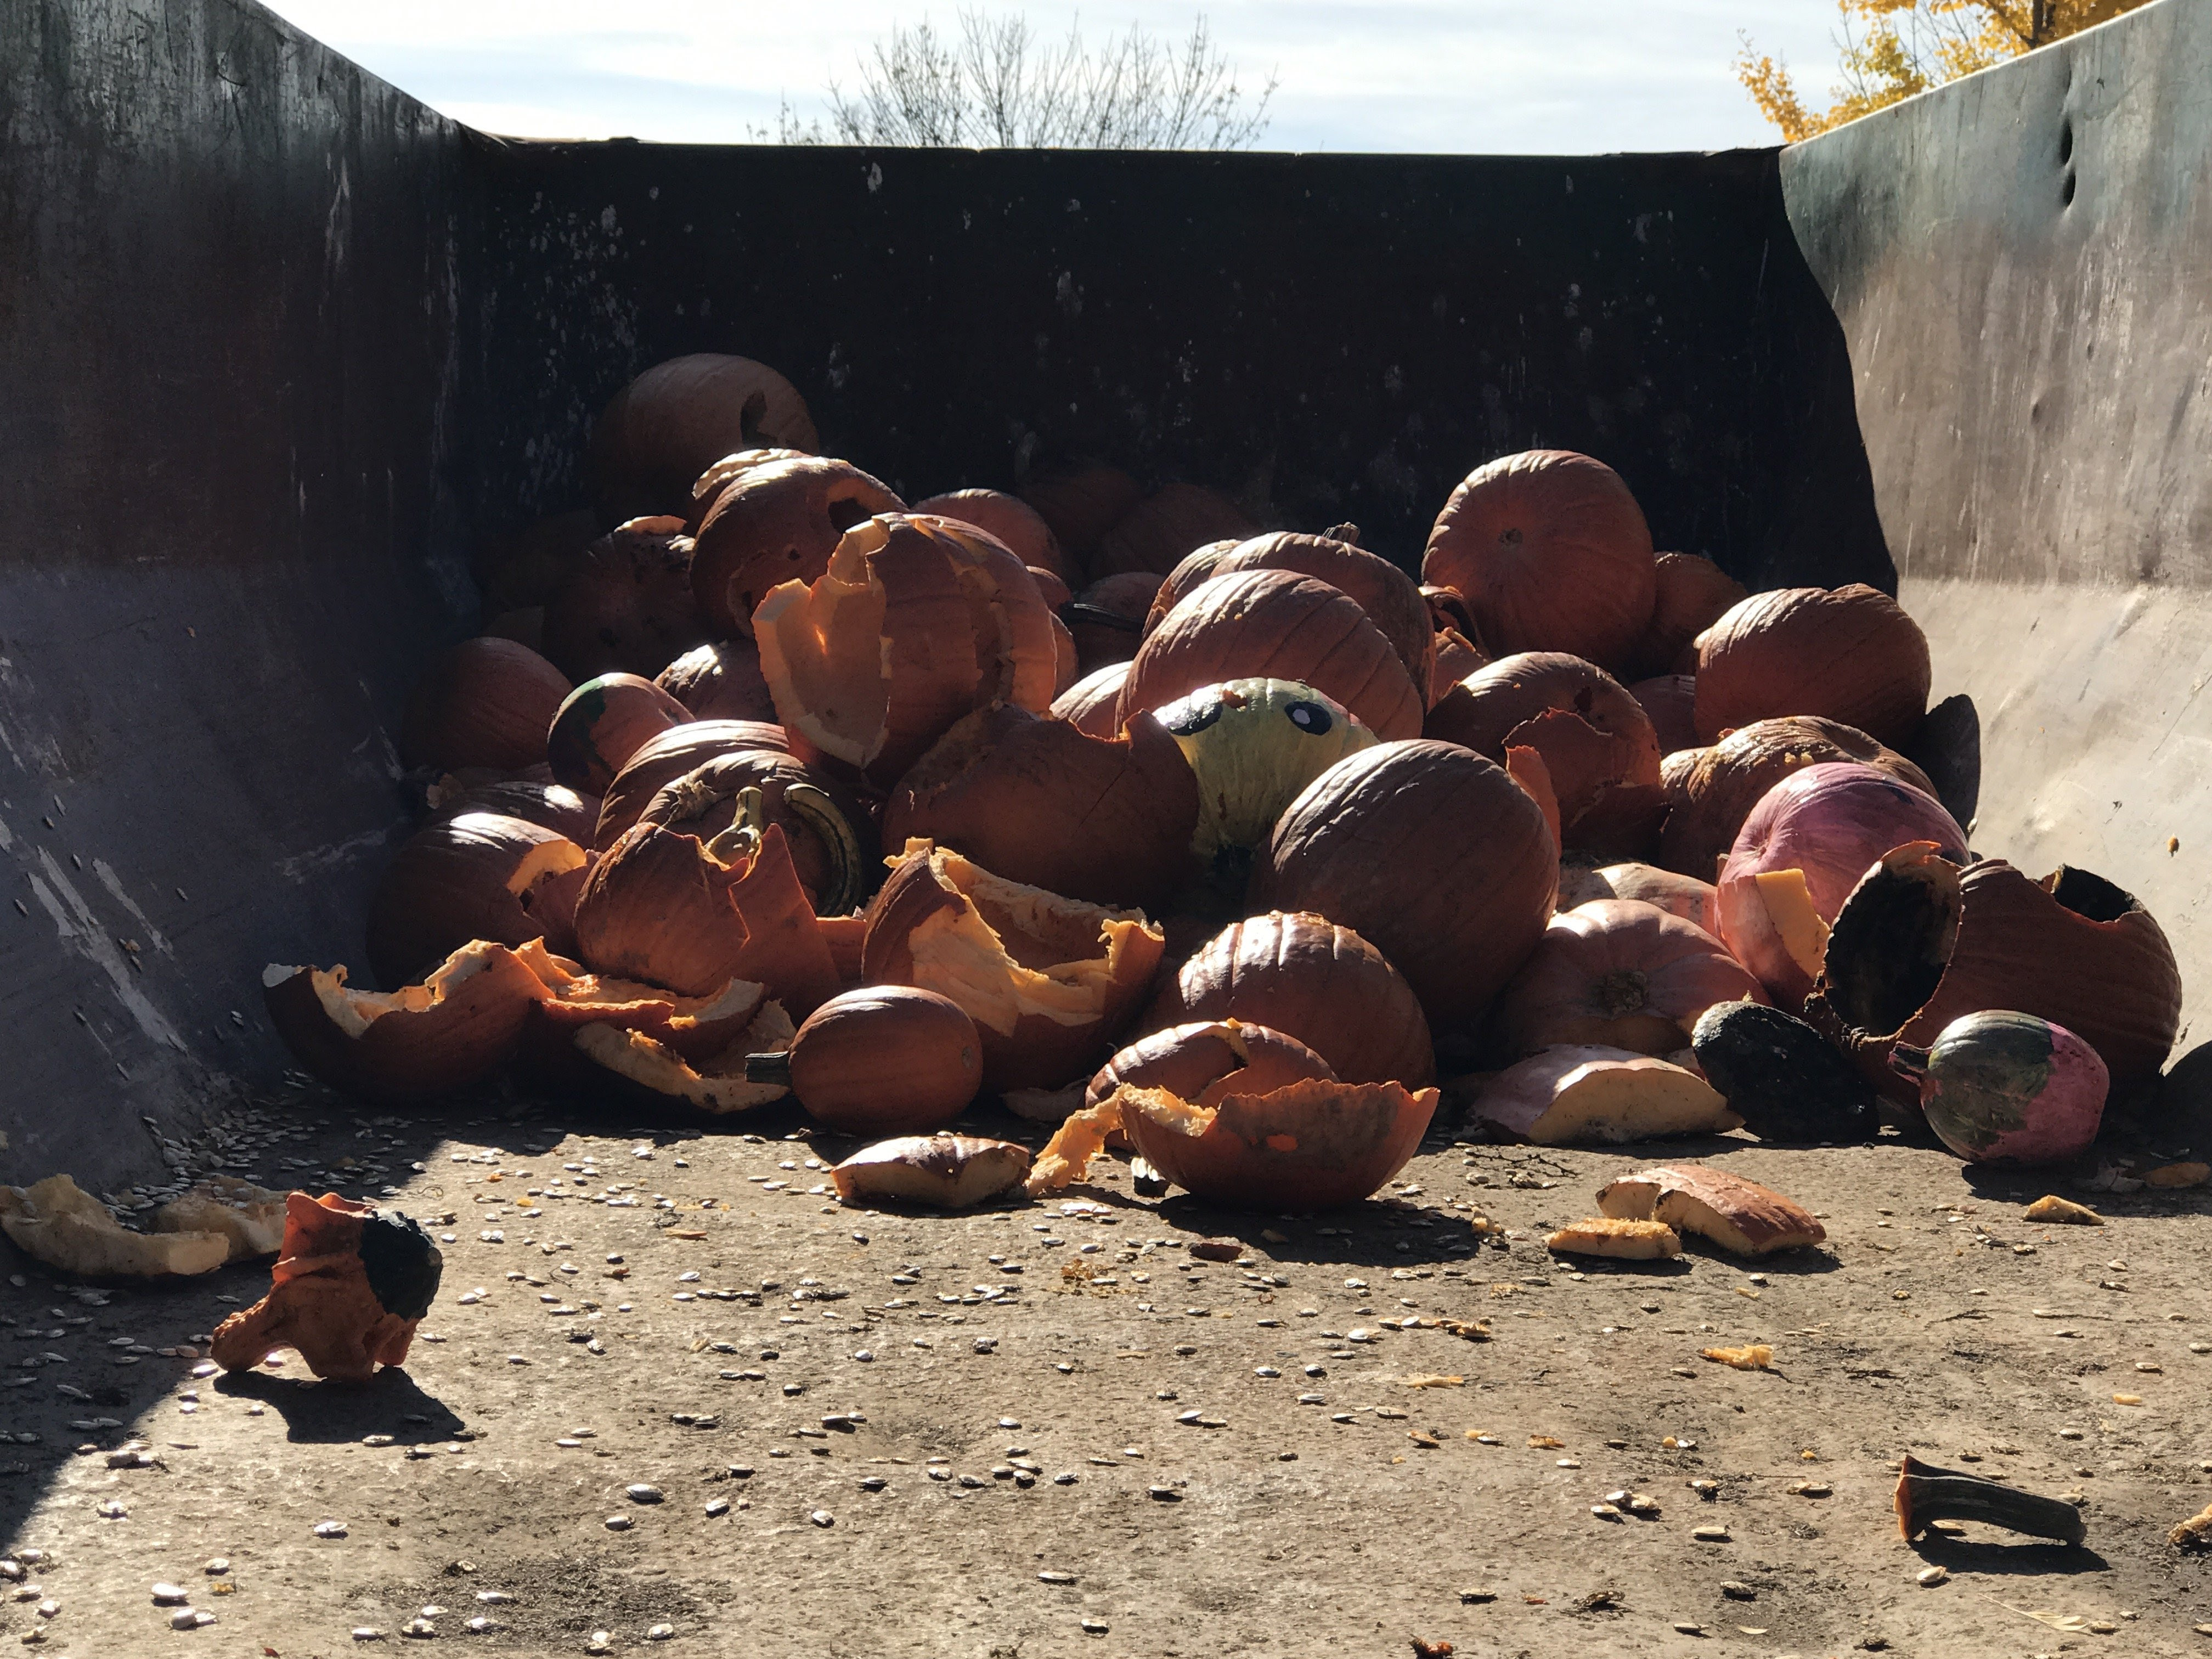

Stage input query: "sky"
[{"left": 260, "top": 1, "right": 1854, "bottom": 154}]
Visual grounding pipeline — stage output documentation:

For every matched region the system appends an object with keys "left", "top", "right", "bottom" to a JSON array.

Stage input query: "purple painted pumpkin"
[{"left": 1893, "top": 1010, "right": 2109, "bottom": 1165}]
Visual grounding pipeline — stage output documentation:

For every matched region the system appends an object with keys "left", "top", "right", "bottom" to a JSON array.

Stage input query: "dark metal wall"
[
  {"left": 471, "top": 141, "right": 1889, "bottom": 591},
  {"left": 0, "top": 0, "right": 475, "bottom": 1187}
]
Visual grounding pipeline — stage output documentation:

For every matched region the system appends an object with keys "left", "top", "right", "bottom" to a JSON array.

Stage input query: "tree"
[
  {"left": 1737, "top": 1, "right": 2155, "bottom": 142},
  {"left": 793, "top": 12, "right": 1276, "bottom": 150}
]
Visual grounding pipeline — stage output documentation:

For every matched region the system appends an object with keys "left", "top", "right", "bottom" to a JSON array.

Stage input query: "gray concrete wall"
[
  {"left": 1780, "top": 0, "right": 2212, "bottom": 1060},
  {"left": 0, "top": 0, "right": 476, "bottom": 1188}
]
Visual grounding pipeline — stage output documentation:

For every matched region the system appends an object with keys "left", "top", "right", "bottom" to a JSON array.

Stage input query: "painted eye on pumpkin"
[
  {"left": 1284, "top": 699, "right": 1332, "bottom": 735},
  {"left": 1161, "top": 693, "right": 1223, "bottom": 736}
]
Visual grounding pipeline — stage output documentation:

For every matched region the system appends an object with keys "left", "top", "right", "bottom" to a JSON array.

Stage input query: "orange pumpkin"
[
  {"left": 1120, "top": 570, "right": 1424, "bottom": 742},
  {"left": 685, "top": 448, "right": 812, "bottom": 533},
  {"left": 884, "top": 703, "right": 1198, "bottom": 911},
  {"left": 399, "top": 637, "right": 571, "bottom": 773},
  {"left": 912, "top": 489, "right": 1069, "bottom": 583},
  {"left": 1050, "top": 663, "right": 1132, "bottom": 739},
  {"left": 1630, "top": 551, "right": 1747, "bottom": 678},
  {"left": 635, "top": 749, "right": 871, "bottom": 914},
  {"left": 545, "top": 673, "right": 691, "bottom": 795},
  {"left": 654, "top": 639, "right": 779, "bottom": 724},
  {"left": 1423, "top": 449, "right": 1656, "bottom": 674},
  {"left": 1194, "top": 530, "right": 1435, "bottom": 695},
  {"left": 1496, "top": 899, "right": 1765, "bottom": 1057},
  {"left": 1145, "top": 911, "right": 1434, "bottom": 1086},
  {"left": 1694, "top": 585, "right": 1931, "bottom": 748},
  {"left": 689, "top": 456, "right": 905, "bottom": 637},
  {"left": 364, "top": 812, "right": 589, "bottom": 987},
  {"left": 1252, "top": 741, "right": 1557, "bottom": 1028},
  {"left": 745, "top": 987, "right": 982, "bottom": 1134},
  {"left": 593, "top": 719, "right": 793, "bottom": 848},
  {"left": 588, "top": 354, "right": 818, "bottom": 521},
  {"left": 540, "top": 517, "right": 710, "bottom": 682}
]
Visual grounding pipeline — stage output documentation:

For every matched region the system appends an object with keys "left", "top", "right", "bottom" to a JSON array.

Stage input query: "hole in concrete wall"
[
  {"left": 2062, "top": 171, "right": 2078, "bottom": 206},
  {"left": 2058, "top": 118, "right": 2074, "bottom": 164}
]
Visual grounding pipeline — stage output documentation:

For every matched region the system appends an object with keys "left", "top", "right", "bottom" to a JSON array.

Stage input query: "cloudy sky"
[{"left": 262, "top": 0, "right": 1853, "bottom": 154}]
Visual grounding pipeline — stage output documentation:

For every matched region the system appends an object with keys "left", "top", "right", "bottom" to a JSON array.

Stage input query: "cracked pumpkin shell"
[
  {"left": 687, "top": 447, "right": 813, "bottom": 532},
  {"left": 861, "top": 841, "right": 1165, "bottom": 1092},
  {"left": 571, "top": 997, "right": 795, "bottom": 1115},
  {"left": 1210, "top": 530, "right": 1435, "bottom": 695},
  {"left": 1120, "top": 569, "right": 1424, "bottom": 742},
  {"left": 364, "top": 811, "right": 590, "bottom": 988},
  {"left": 1424, "top": 651, "right": 1664, "bottom": 857},
  {"left": 1079, "top": 1079, "right": 1439, "bottom": 1211},
  {"left": 592, "top": 718, "right": 793, "bottom": 848},
  {"left": 689, "top": 455, "right": 906, "bottom": 636},
  {"left": 211, "top": 1193, "right": 441, "bottom": 1382},
  {"left": 399, "top": 637, "right": 572, "bottom": 773},
  {"left": 1085, "top": 1019, "right": 1335, "bottom": 1110},
  {"left": 1809, "top": 848, "right": 2181, "bottom": 1102},
  {"left": 1423, "top": 449, "right": 1656, "bottom": 675},
  {"left": 263, "top": 939, "right": 550, "bottom": 1104},
  {"left": 588, "top": 353, "right": 818, "bottom": 521},
  {"left": 540, "top": 516, "right": 710, "bottom": 682},
  {"left": 654, "top": 639, "right": 779, "bottom": 724},
  {"left": 572, "top": 817, "right": 843, "bottom": 1013},
  {"left": 1497, "top": 898, "right": 1765, "bottom": 1058},
  {"left": 508, "top": 938, "right": 769, "bottom": 1093},
  {"left": 1656, "top": 716, "right": 1939, "bottom": 883},
  {"left": 832, "top": 1134, "right": 1034, "bottom": 1209},
  {"left": 1474, "top": 1047, "right": 1738, "bottom": 1144},
  {"left": 883, "top": 703, "right": 1197, "bottom": 911},
  {"left": 1253, "top": 740, "right": 1558, "bottom": 1028},
  {"left": 1596, "top": 1164, "right": 1825, "bottom": 1255},
  {"left": 638, "top": 749, "right": 872, "bottom": 913},
  {"left": 1143, "top": 911, "right": 1433, "bottom": 1087},
  {"left": 1694, "top": 584, "right": 1931, "bottom": 748},
  {"left": 753, "top": 514, "right": 1059, "bottom": 788},
  {"left": 0, "top": 1174, "right": 229, "bottom": 1280},
  {"left": 545, "top": 673, "right": 691, "bottom": 795}
]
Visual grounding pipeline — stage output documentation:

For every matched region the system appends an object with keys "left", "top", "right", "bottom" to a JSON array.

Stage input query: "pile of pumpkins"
[{"left": 264, "top": 353, "right": 2185, "bottom": 1212}]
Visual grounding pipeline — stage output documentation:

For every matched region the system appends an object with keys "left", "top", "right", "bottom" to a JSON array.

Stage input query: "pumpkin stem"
[
  {"left": 743, "top": 1050, "right": 794, "bottom": 1086},
  {"left": 1893, "top": 1454, "right": 2085, "bottom": 1545},
  {"left": 702, "top": 786, "right": 767, "bottom": 865}
]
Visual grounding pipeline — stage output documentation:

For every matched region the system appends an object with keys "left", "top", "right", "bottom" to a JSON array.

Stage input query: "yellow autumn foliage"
[{"left": 1737, "top": 1, "right": 2157, "bottom": 142}]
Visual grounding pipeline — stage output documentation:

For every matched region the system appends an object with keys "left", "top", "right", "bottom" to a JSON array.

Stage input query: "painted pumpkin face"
[{"left": 1150, "top": 678, "right": 1377, "bottom": 857}]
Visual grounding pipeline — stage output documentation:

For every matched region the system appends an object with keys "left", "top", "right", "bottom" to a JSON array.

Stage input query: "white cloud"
[{"left": 262, "top": 0, "right": 1850, "bottom": 153}]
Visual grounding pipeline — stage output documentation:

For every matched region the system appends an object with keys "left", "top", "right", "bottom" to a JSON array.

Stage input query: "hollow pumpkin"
[
  {"left": 1630, "top": 552, "right": 1746, "bottom": 679},
  {"left": 540, "top": 517, "right": 711, "bottom": 682},
  {"left": 638, "top": 750, "right": 871, "bottom": 914},
  {"left": 1144, "top": 911, "right": 1434, "bottom": 1087},
  {"left": 861, "top": 842, "right": 1164, "bottom": 1092},
  {"left": 545, "top": 673, "right": 691, "bottom": 795},
  {"left": 1423, "top": 450, "right": 1656, "bottom": 674},
  {"left": 1093, "top": 482, "right": 1258, "bottom": 579},
  {"left": 653, "top": 639, "right": 779, "bottom": 724},
  {"left": 593, "top": 719, "right": 794, "bottom": 848},
  {"left": 1694, "top": 584, "right": 1931, "bottom": 748},
  {"left": 588, "top": 354, "right": 818, "bottom": 521},
  {"left": 1120, "top": 569, "right": 1424, "bottom": 742},
  {"left": 1808, "top": 847, "right": 2181, "bottom": 1103},
  {"left": 753, "top": 514, "right": 1059, "bottom": 788},
  {"left": 1148, "top": 678, "right": 1377, "bottom": 862},
  {"left": 509, "top": 941, "right": 770, "bottom": 1095},
  {"left": 572, "top": 809, "right": 842, "bottom": 1014},
  {"left": 263, "top": 940, "right": 550, "bottom": 1104},
  {"left": 399, "top": 637, "right": 572, "bottom": 773},
  {"left": 882, "top": 703, "right": 1197, "bottom": 911},
  {"left": 365, "top": 812, "right": 589, "bottom": 987},
  {"left": 1496, "top": 899, "right": 1765, "bottom": 1057},
  {"left": 743, "top": 987, "right": 981, "bottom": 1134},
  {"left": 568, "top": 999, "right": 795, "bottom": 1115},
  {"left": 912, "top": 489, "right": 1069, "bottom": 583},
  {"left": 1656, "top": 716, "right": 1939, "bottom": 883},
  {"left": 686, "top": 448, "right": 812, "bottom": 533},
  {"left": 689, "top": 456, "right": 906, "bottom": 637},
  {"left": 1423, "top": 651, "right": 1664, "bottom": 857},
  {"left": 1085, "top": 1019, "right": 1335, "bottom": 1111},
  {"left": 1252, "top": 741, "right": 1558, "bottom": 1028}
]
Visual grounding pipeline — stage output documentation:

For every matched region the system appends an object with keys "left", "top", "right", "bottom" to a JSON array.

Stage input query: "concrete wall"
[
  {"left": 1779, "top": 0, "right": 2212, "bottom": 1066},
  {"left": 0, "top": 0, "right": 476, "bottom": 1187}
]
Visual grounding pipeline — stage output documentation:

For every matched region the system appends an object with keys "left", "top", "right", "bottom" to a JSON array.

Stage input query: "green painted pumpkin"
[{"left": 1149, "top": 678, "right": 1377, "bottom": 859}]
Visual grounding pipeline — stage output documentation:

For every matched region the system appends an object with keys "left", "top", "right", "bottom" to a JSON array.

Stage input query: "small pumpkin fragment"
[
  {"left": 1596, "top": 1165, "right": 1825, "bottom": 1256},
  {"left": 1474, "top": 1048, "right": 1736, "bottom": 1145},
  {"left": 1544, "top": 1217, "right": 1681, "bottom": 1260},
  {"left": 832, "top": 1135, "right": 1033, "bottom": 1210}
]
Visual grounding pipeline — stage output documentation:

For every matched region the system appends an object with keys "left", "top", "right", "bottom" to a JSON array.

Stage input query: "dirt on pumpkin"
[{"left": 2, "top": 1090, "right": 2209, "bottom": 1658}]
